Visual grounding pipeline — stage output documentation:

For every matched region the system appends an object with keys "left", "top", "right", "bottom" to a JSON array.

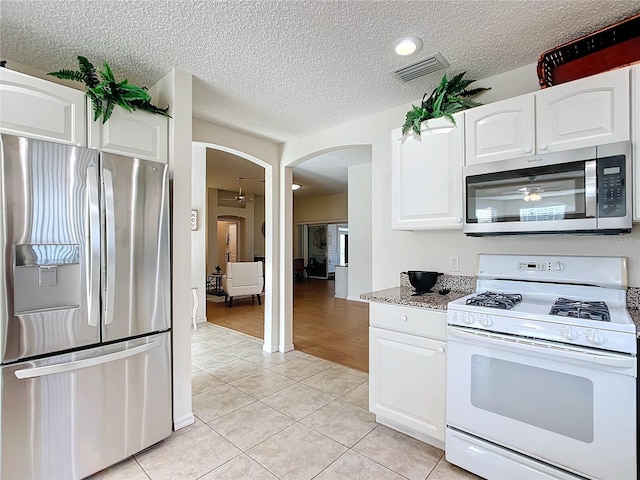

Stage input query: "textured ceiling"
[
  {"left": 1, "top": 0, "right": 638, "bottom": 144},
  {"left": 205, "top": 145, "right": 371, "bottom": 199},
  {"left": 1, "top": 1, "right": 638, "bottom": 197}
]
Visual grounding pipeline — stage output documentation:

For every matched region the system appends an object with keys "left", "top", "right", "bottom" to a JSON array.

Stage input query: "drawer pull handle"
[{"left": 401, "top": 315, "right": 408, "bottom": 322}]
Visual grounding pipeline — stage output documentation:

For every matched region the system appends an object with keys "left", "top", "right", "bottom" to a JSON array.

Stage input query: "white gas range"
[{"left": 445, "top": 254, "right": 637, "bottom": 480}]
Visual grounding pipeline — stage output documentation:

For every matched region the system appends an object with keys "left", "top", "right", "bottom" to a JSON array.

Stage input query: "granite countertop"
[
  {"left": 360, "top": 286, "right": 468, "bottom": 310},
  {"left": 362, "top": 286, "right": 640, "bottom": 339}
]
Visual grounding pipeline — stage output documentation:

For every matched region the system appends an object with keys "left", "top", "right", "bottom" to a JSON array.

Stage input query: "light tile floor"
[{"left": 91, "top": 323, "right": 482, "bottom": 480}]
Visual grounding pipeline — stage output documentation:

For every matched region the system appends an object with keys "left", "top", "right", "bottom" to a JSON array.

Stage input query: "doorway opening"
[
  {"left": 297, "top": 223, "right": 348, "bottom": 280},
  {"left": 204, "top": 148, "right": 266, "bottom": 339}
]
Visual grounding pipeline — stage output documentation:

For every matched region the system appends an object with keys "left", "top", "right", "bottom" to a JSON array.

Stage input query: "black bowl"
[{"left": 406, "top": 271, "right": 442, "bottom": 294}]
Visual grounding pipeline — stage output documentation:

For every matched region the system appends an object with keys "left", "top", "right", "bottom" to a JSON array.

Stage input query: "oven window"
[
  {"left": 470, "top": 355, "right": 594, "bottom": 442},
  {"left": 466, "top": 161, "right": 587, "bottom": 224}
]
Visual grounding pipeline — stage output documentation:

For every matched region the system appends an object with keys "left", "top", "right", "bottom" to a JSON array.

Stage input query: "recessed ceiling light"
[
  {"left": 394, "top": 37, "right": 423, "bottom": 56},
  {"left": 292, "top": 183, "right": 301, "bottom": 191}
]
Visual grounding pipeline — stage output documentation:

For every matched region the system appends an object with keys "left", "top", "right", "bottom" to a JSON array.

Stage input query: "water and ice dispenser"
[{"left": 14, "top": 244, "right": 80, "bottom": 314}]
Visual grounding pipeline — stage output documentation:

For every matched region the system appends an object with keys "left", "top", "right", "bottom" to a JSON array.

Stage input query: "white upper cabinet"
[
  {"left": 0, "top": 68, "right": 86, "bottom": 146},
  {"left": 536, "top": 67, "right": 630, "bottom": 153},
  {"left": 87, "top": 105, "right": 168, "bottom": 163},
  {"left": 632, "top": 65, "right": 640, "bottom": 222},
  {"left": 391, "top": 114, "right": 464, "bottom": 230},
  {"left": 464, "top": 94, "right": 535, "bottom": 165},
  {"left": 465, "top": 67, "right": 630, "bottom": 166}
]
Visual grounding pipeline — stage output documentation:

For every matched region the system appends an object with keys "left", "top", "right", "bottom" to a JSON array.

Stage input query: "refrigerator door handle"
[
  {"left": 14, "top": 340, "right": 161, "bottom": 379},
  {"left": 103, "top": 168, "right": 116, "bottom": 325},
  {"left": 86, "top": 166, "right": 100, "bottom": 327}
]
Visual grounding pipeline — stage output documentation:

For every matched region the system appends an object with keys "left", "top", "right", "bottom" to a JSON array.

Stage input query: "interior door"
[
  {"left": 227, "top": 222, "right": 238, "bottom": 262},
  {"left": 101, "top": 153, "right": 170, "bottom": 342}
]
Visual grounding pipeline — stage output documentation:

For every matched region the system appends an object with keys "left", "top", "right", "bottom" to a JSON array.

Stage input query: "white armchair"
[{"left": 221, "top": 261, "right": 264, "bottom": 307}]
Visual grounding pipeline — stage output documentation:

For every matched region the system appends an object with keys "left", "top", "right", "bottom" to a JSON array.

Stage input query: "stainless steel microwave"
[{"left": 463, "top": 142, "right": 632, "bottom": 236}]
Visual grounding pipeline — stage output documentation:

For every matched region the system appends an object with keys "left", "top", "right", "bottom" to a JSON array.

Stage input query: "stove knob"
[
  {"left": 586, "top": 330, "right": 605, "bottom": 345},
  {"left": 560, "top": 326, "right": 578, "bottom": 340},
  {"left": 463, "top": 313, "right": 474, "bottom": 325},
  {"left": 481, "top": 316, "right": 493, "bottom": 327}
]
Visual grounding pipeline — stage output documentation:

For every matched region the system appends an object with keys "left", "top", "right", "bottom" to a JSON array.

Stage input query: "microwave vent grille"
[{"left": 393, "top": 53, "right": 450, "bottom": 82}]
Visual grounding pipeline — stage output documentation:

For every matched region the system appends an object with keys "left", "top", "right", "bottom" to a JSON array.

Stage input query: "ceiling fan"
[
  {"left": 518, "top": 176, "right": 545, "bottom": 202},
  {"left": 221, "top": 177, "right": 254, "bottom": 205}
]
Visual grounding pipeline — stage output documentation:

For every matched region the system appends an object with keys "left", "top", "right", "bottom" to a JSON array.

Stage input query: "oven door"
[{"left": 446, "top": 326, "right": 637, "bottom": 480}]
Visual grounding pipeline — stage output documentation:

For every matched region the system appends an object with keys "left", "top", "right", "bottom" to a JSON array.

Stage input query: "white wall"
[
  {"left": 191, "top": 145, "right": 207, "bottom": 324},
  {"left": 151, "top": 69, "right": 194, "bottom": 430},
  {"left": 281, "top": 63, "right": 640, "bottom": 289},
  {"left": 348, "top": 162, "right": 372, "bottom": 300}
]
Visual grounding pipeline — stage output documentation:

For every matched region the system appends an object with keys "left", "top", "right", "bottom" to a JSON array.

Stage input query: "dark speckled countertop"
[{"left": 360, "top": 286, "right": 468, "bottom": 310}]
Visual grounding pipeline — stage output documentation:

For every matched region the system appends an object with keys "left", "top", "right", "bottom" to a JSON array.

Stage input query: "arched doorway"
[
  {"left": 192, "top": 142, "right": 278, "bottom": 352},
  {"left": 279, "top": 145, "right": 372, "bottom": 364}
]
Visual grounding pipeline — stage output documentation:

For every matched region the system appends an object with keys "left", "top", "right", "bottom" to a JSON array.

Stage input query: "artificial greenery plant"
[
  {"left": 49, "top": 56, "right": 169, "bottom": 123},
  {"left": 402, "top": 72, "right": 489, "bottom": 136}
]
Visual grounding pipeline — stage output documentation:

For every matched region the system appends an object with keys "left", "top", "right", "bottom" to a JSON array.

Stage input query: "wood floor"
[{"left": 206, "top": 279, "right": 370, "bottom": 372}]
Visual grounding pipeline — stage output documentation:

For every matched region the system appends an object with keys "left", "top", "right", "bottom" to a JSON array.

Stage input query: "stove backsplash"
[
  {"left": 400, "top": 272, "right": 475, "bottom": 294},
  {"left": 628, "top": 287, "right": 640, "bottom": 310},
  {"left": 399, "top": 274, "right": 640, "bottom": 310}
]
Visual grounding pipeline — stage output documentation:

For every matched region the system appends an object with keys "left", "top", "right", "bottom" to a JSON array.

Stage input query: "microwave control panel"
[{"left": 597, "top": 155, "right": 626, "bottom": 218}]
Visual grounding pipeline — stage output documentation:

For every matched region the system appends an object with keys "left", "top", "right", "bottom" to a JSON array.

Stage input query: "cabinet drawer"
[{"left": 370, "top": 302, "right": 446, "bottom": 340}]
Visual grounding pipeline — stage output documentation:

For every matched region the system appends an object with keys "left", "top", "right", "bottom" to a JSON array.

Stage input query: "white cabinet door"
[
  {"left": 369, "top": 326, "right": 446, "bottom": 443},
  {"left": 632, "top": 66, "right": 640, "bottom": 222},
  {"left": 536, "top": 68, "right": 630, "bottom": 153},
  {"left": 88, "top": 105, "right": 168, "bottom": 163},
  {"left": 0, "top": 68, "right": 86, "bottom": 146},
  {"left": 464, "top": 94, "right": 535, "bottom": 165},
  {"left": 391, "top": 114, "right": 463, "bottom": 230}
]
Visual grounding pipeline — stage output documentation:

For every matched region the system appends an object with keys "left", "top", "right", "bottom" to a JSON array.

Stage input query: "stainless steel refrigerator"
[{"left": 0, "top": 133, "right": 172, "bottom": 479}]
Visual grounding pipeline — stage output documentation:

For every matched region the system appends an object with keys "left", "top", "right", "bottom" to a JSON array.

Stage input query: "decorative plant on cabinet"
[
  {"left": 49, "top": 56, "right": 169, "bottom": 123},
  {"left": 402, "top": 72, "right": 489, "bottom": 136}
]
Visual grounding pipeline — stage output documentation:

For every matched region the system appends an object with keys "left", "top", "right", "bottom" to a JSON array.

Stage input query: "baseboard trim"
[
  {"left": 173, "top": 412, "right": 195, "bottom": 431},
  {"left": 196, "top": 315, "right": 207, "bottom": 324},
  {"left": 263, "top": 343, "right": 279, "bottom": 353},
  {"left": 279, "top": 343, "right": 295, "bottom": 353}
]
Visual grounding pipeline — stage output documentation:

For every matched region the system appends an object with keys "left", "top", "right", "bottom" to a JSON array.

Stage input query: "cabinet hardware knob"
[
  {"left": 540, "top": 144, "right": 548, "bottom": 151},
  {"left": 524, "top": 146, "right": 532, "bottom": 153},
  {"left": 437, "top": 347, "right": 445, "bottom": 354},
  {"left": 401, "top": 315, "right": 408, "bottom": 322}
]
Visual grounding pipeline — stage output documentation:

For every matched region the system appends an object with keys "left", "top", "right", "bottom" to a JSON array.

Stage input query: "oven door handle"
[{"left": 447, "top": 327, "right": 637, "bottom": 372}]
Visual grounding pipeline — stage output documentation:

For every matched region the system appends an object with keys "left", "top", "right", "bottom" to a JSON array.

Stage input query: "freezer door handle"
[
  {"left": 86, "top": 166, "right": 100, "bottom": 327},
  {"left": 103, "top": 168, "right": 116, "bottom": 325},
  {"left": 14, "top": 340, "right": 161, "bottom": 379}
]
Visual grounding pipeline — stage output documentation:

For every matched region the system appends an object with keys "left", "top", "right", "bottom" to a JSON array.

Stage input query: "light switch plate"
[{"left": 190, "top": 210, "right": 198, "bottom": 231}]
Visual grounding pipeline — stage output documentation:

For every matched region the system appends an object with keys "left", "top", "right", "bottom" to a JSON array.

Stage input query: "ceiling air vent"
[{"left": 394, "top": 52, "right": 449, "bottom": 82}]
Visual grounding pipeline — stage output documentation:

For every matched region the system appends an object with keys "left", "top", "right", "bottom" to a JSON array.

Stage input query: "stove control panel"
[
  {"left": 447, "top": 307, "right": 635, "bottom": 354},
  {"left": 517, "top": 261, "right": 565, "bottom": 272}
]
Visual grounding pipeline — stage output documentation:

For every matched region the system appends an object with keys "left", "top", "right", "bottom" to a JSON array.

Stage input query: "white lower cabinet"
[
  {"left": 369, "top": 302, "right": 446, "bottom": 448},
  {"left": 0, "top": 68, "right": 86, "bottom": 146},
  {"left": 88, "top": 105, "right": 168, "bottom": 163}
]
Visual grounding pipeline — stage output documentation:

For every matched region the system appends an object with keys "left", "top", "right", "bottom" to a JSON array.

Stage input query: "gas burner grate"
[
  {"left": 466, "top": 291, "right": 523, "bottom": 310},
  {"left": 549, "top": 298, "right": 610, "bottom": 322}
]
